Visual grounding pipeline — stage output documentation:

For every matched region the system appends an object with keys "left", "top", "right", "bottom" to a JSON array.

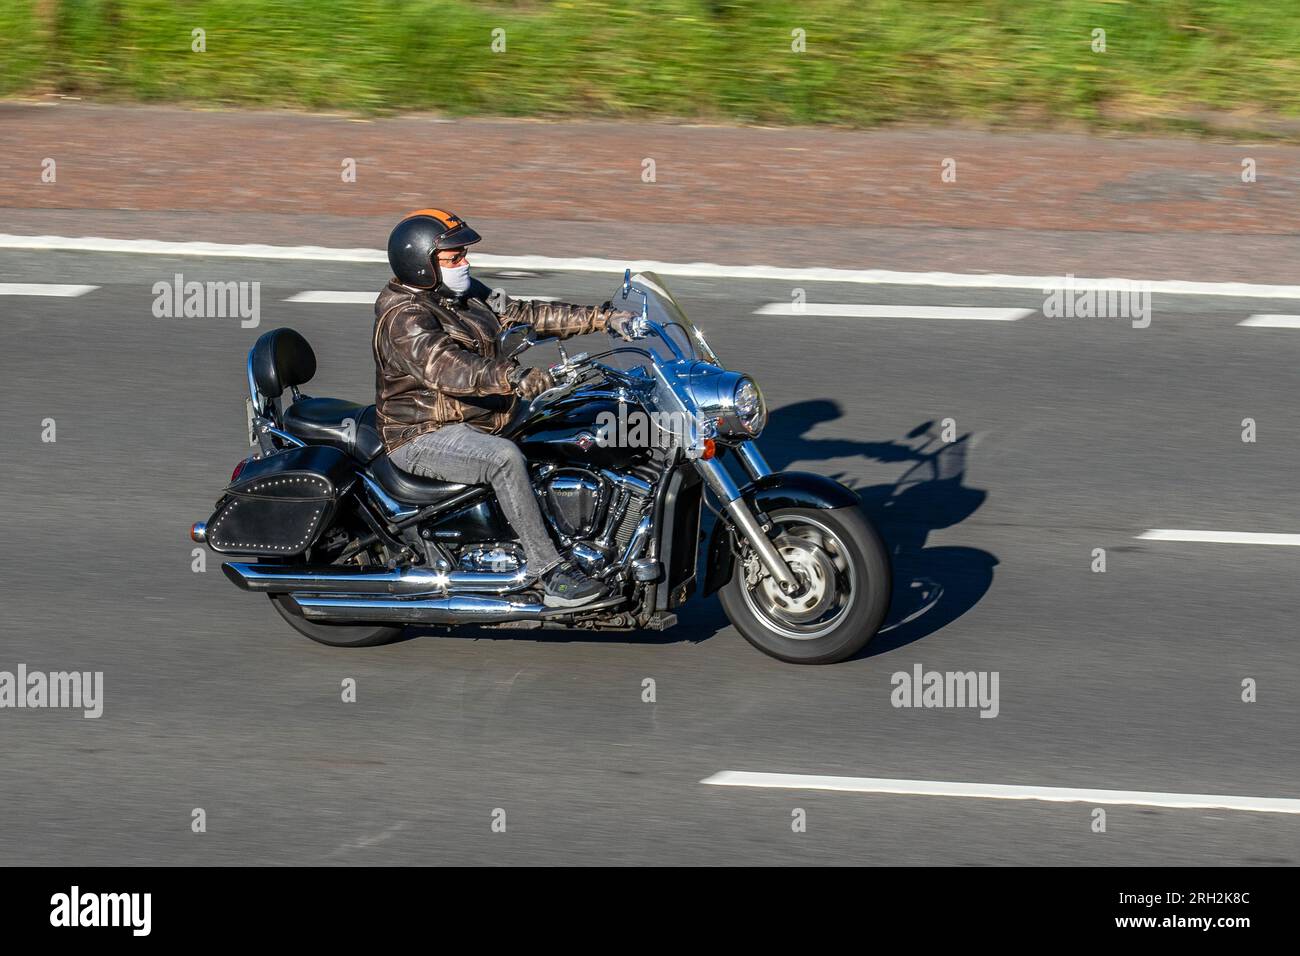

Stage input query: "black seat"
[
  {"left": 368, "top": 454, "right": 473, "bottom": 506},
  {"left": 283, "top": 398, "right": 385, "bottom": 463}
]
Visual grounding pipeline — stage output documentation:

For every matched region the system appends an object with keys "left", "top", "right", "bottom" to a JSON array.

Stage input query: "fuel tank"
[{"left": 512, "top": 396, "right": 653, "bottom": 471}]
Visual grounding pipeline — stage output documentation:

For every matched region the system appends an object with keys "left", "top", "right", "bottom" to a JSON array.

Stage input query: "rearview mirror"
[
  {"left": 497, "top": 324, "right": 539, "bottom": 359},
  {"left": 620, "top": 268, "right": 649, "bottom": 320}
]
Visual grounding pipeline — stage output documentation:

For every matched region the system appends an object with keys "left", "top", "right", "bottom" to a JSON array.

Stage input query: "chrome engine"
[
  {"left": 542, "top": 468, "right": 608, "bottom": 539},
  {"left": 537, "top": 467, "right": 655, "bottom": 575},
  {"left": 457, "top": 544, "right": 525, "bottom": 574}
]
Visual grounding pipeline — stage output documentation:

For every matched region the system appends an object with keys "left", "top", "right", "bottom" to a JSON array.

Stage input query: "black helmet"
[{"left": 387, "top": 208, "right": 482, "bottom": 289}]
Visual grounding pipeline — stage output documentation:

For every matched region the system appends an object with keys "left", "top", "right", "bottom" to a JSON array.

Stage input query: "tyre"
[
  {"left": 719, "top": 506, "right": 891, "bottom": 664},
  {"left": 260, "top": 542, "right": 403, "bottom": 649},
  {"left": 269, "top": 594, "right": 402, "bottom": 648}
]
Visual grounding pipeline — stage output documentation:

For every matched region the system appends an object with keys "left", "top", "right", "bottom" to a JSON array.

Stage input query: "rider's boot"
[{"left": 539, "top": 561, "right": 610, "bottom": 608}]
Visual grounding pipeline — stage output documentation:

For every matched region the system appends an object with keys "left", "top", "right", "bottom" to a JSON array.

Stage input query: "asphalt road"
[{"left": 1, "top": 248, "right": 1298, "bottom": 865}]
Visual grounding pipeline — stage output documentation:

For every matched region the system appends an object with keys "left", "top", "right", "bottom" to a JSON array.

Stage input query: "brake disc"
[{"left": 756, "top": 535, "right": 837, "bottom": 624}]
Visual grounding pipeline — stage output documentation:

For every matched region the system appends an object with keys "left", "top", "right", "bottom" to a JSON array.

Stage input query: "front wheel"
[{"left": 719, "top": 506, "right": 890, "bottom": 664}]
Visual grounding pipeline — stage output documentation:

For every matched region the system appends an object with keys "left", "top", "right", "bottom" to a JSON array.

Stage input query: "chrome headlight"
[
  {"left": 683, "top": 364, "right": 766, "bottom": 440},
  {"left": 733, "top": 377, "right": 766, "bottom": 437}
]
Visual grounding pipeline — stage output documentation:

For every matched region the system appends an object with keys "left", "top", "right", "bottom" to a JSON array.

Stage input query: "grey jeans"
[{"left": 388, "top": 423, "right": 563, "bottom": 576}]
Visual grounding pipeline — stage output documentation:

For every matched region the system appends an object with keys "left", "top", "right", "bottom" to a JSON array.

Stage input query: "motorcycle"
[{"left": 192, "top": 270, "right": 891, "bottom": 663}]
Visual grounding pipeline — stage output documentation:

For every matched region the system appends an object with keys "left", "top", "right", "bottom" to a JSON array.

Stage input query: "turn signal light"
[
  {"left": 189, "top": 522, "right": 207, "bottom": 544},
  {"left": 701, "top": 438, "right": 716, "bottom": 460}
]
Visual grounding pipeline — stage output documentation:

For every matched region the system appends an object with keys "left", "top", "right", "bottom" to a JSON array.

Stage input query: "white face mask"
[{"left": 441, "top": 263, "right": 471, "bottom": 295}]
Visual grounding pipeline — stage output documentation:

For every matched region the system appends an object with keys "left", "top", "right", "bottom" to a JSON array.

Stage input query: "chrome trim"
[
  {"left": 631, "top": 557, "right": 662, "bottom": 582},
  {"left": 600, "top": 469, "right": 652, "bottom": 496},
  {"left": 261, "top": 425, "right": 305, "bottom": 448},
  {"left": 290, "top": 593, "right": 546, "bottom": 625},
  {"left": 696, "top": 456, "right": 741, "bottom": 503},
  {"left": 615, "top": 514, "right": 652, "bottom": 568},
  {"left": 544, "top": 471, "right": 605, "bottom": 539},
  {"left": 190, "top": 521, "right": 207, "bottom": 544},
  {"left": 734, "top": 443, "right": 772, "bottom": 481},
  {"left": 570, "top": 542, "right": 608, "bottom": 575},
  {"left": 359, "top": 473, "right": 419, "bottom": 520},
  {"left": 224, "top": 562, "right": 533, "bottom": 595},
  {"left": 246, "top": 349, "right": 260, "bottom": 412},
  {"left": 598, "top": 486, "right": 633, "bottom": 550},
  {"left": 682, "top": 365, "right": 746, "bottom": 436},
  {"left": 725, "top": 499, "right": 798, "bottom": 589},
  {"left": 695, "top": 458, "right": 797, "bottom": 589}
]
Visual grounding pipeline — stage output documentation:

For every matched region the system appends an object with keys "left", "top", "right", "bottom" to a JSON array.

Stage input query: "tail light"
[{"left": 231, "top": 458, "right": 249, "bottom": 483}]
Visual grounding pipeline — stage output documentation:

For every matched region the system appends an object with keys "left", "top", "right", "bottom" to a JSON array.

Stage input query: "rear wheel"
[
  {"left": 719, "top": 506, "right": 890, "bottom": 664},
  {"left": 269, "top": 594, "right": 402, "bottom": 648},
  {"left": 262, "top": 540, "right": 403, "bottom": 648}
]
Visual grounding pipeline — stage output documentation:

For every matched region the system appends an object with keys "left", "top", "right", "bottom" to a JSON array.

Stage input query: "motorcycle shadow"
[
  {"left": 854, "top": 479, "right": 998, "bottom": 659},
  {"left": 680, "top": 401, "right": 999, "bottom": 658}
]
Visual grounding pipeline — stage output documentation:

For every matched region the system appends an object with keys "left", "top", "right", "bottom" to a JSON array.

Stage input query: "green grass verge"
[
  {"left": 5, "top": 0, "right": 1300, "bottom": 126},
  {"left": 0, "top": 2, "right": 47, "bottom": 96}
]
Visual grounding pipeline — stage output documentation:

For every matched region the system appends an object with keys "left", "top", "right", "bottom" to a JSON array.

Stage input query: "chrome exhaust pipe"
[
  {"left": 222, "top": 562, "right": 531, "bottom": 595},
  {"left": 286, "top": 593, "right": 547, "bottom": 625}
]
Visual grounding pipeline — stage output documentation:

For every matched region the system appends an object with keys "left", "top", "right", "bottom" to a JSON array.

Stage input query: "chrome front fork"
[
  {"left": 697, "top": 445, "right": 798, "bottom": 591},
  {"left": 733, "top": 442, "right": 771, "bottom": 482}
]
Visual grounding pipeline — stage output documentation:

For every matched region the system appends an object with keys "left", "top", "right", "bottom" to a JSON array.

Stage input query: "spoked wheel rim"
[{"left": 740, "top": 514, "right": 857, "bottom": 640}]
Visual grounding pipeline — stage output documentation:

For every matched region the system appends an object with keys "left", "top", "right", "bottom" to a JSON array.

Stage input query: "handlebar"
[
  {"left": 525, "top": 344, "right": 658, "bottom": 416},
  {"left": 548, "top": 352, "right": 589, "bottom": 379}
]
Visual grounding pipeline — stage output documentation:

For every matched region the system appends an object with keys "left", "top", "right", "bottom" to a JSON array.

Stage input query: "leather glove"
[
  {"left": 604, "top": 309, "right": 638, "bottom": 341},
  {"left": 510, "top": 366, "right": 554, "bottom": 400}
]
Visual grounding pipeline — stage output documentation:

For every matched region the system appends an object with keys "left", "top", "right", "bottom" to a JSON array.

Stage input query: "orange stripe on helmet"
[{"left": 404, "top": 207, "right": 461, "bottom": 229}]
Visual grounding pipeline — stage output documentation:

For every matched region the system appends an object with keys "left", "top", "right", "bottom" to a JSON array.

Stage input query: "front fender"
[{"left": 701, "top": 471, "right": 859, "bottom": 596}]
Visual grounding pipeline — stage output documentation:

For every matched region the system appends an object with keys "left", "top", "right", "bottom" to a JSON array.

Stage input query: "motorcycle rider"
[{"left": 374, "top": 209, "right": 637, "bottom": 608}]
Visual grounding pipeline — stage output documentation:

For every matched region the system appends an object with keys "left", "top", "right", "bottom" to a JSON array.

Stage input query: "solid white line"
[
  {"left": 4, "top": 234, "right": 1300, "bottom": 297},
  {"left": 755, "top": 303, "right": 1033, "bottom": 320},
  {"left": 0, "top": 234, "right": 388, "bottom": 263},
  {"left": 1138, "top": 529, "right": 1300, "bottom": 546},
  {"left": 285, "top": 291, "right": 558, "bottom": 304},
  {"left": 1239, "top": 314, "right": 1300, "bottom": 328},
  {"left": 700, "top": 772, "right": 1300, "bottom": 814},
  {"left": 0, "top": 282, "right": 97, "bottom": 297}
]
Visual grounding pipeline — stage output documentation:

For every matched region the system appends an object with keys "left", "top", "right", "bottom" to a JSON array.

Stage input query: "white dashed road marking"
[
  {"left": 1239, "top": 314, "right": 1300, "bottom": 328},
  {"left": 1138, "top": 529, "right": 1300, "bottom": 546},
  {"left": 701, "top": 772, "right": 1300, "bottom": 814},
  {"left": 285, "top": 291, "right": 377, "bottom": 305},
  {"left": 0, "top": 283, "right": 98, "bottom": 297}
]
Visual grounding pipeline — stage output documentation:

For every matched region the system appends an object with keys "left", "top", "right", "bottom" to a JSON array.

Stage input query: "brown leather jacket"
[{"left": 373, "top": 278, "right": 612, "bottom": 451}]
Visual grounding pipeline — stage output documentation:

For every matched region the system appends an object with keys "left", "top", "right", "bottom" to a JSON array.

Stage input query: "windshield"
[
  {"left": 608, "top": 271, "right": 720, "bottom": 367},
  {"left": 594, "top": 271, "right": 731, "bottom": 457}
]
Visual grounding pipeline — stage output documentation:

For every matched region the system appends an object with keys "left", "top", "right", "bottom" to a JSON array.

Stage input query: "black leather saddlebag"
[{"left": 205, "top": 445, "right": 356, "bottom": 556}]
